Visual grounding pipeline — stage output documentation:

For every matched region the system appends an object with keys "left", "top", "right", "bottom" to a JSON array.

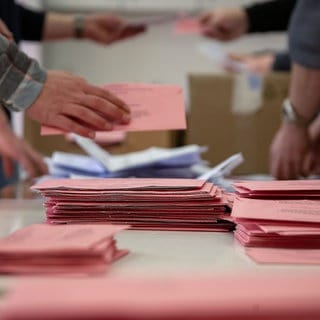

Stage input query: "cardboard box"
[
  {"left": 24, "top": 118, "right": 184, "bottom": 157},
  {"left": 186, "top": 72, "right": 290, "bottom": 174}
]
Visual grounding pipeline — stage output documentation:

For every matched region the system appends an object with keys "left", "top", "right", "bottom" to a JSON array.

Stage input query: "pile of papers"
[
  {"left": 47, "top": 144, "right": 207, "bottom": 179},
  {"left": 231, "top": 180, "right": 320, "bottom": 264},
  {"left": 0, "top": 224, "right": 128, "bottom": 274},
  {"left": 32, "top": 178, "right": 234, "bottom": 232},
  {"left": 2, "top": 273, "right": 320, "bottom": 320}
]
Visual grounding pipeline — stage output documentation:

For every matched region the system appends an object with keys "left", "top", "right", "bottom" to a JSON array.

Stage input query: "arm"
[
  {"left": 0, "top": 34, "right": 131, "bottom": 138},
  {"left": 246, "top": 0, "right": 297, "bottom": 33},
  {"left": 269, "top": 1, "right": 320, "bottom": 179},
  {"left": 0, "top": 107, "right": 48, "bottom": 179},
  {"left": 199, "top": 0, "right": 297, "bottom": 41}
]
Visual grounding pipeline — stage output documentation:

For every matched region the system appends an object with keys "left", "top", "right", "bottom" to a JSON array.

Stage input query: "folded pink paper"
[
  {"left": 2, "top": 273, "right": 320, "bottom": 319},
  {"left": 174, "top": 18, "right": 204, "bottom": 35},
  {"left": 41, "top": 83, "right": 186, "bottom": 135}
]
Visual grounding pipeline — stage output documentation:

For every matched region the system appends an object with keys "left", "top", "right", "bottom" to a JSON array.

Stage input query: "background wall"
[{"left": 41, "top": 0, "right": 287, "bottom": 106}]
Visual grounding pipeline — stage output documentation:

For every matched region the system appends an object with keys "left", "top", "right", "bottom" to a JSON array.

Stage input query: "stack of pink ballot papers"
[
  {"left": 2, "top": 273, "right": 320, "bottom": 320},
  {"left": 0, "top": 224, "right": 128, "bottom": 274},
  {"left": 31, "top": 178, "right": 234, "bottom": 232},
  {"left": 231, "top": 180, "right": 320, "bottom": 264}
]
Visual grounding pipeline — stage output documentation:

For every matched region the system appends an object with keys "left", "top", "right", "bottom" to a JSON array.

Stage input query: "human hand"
[
  {"left": 0, "top": 18, "right": 13, "bottom": 41},
  {"left": 225, "top": 52, "right": 275, "bottom": 74},
  {"left": 82, "top": 14, "right": 145, "bottom": 44},
  {"left": 198, "top": 8, "right": 248, "bottom": 41},
  {"left": 0, "top": 111, "right": 48, "bottom": 179},
  {"left": 270, "top": 122, "right": 311, "bottom": 179},
  {"left": 26, "top": 71, "right": 131, "bottom": 138}
]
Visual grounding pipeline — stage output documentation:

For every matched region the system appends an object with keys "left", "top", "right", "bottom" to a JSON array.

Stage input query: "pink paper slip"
[
  {"left": 232, "top": 197, "right": 320, "bottom": 224},
  {"left": 2, "top": 273, "right": 320, "bottom": 320},
  {"left": 41, "top": 83, "right": 186, "bottom": 135},
  {"left": 246, "top": 247, "right": 320, "bottom": 264},
  {"left": 0, "top": 224, "right": 128, "bottom": 275},
  {"left": 174, "top": 18, "right": 204, "bottom": 35},
  {"left": 233, "top": 179, "right": 320, "bottom": 198}
]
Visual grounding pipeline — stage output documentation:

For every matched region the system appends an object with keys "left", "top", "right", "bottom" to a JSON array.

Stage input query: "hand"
[
  {"left": 270, "top": 122, "right": 311, "bottom": 179},
  {"left": 199, "top": 8, "right": 248, "bottom": 41},
  {"left": 0, "top": 18, "right": 13, "bottom": 41},
  {"left": 0, "top": 111, "right": 48, "bottom": 179},
  {"left": 83, "top": 14, "right": 145, "bottom": 45},
  {"left": 225, "top": 52, "right": 275, "bottom": 74},
  {"left": 26, "top": 71, "right": 131, "bottom": 138}
]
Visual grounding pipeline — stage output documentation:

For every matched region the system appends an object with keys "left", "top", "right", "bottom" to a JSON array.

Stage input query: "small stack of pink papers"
[
  {"left": 0, "top": 224, "right": 128, "bottom": 274},
  {"left": 31, "top": 178, "right": 234, "bottom": 232},
  {"left": 2, "top": 273, "right": 320, "bottom": 320},
  {"left": 232, "top": 180, "right": 320, "bottom": 264}
]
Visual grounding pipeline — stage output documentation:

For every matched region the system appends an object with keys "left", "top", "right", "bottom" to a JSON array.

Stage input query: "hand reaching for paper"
[
  {"left": 26, "top": 71, "right": 131, "bottom": 139},
  {"left": 82, "top": 14, "right": 145, "bottom": 45},
  {"left": 0, "top": 110, "right": 48, "bottom": 179}
]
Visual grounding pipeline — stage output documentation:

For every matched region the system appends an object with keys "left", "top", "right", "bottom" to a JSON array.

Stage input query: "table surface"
[{"left": 0, "top": 182, "right": 319, "bottom": 284}]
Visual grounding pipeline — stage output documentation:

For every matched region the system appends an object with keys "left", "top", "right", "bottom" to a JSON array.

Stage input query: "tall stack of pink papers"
[
  {"left": 231, "top": 180, "right": 320, "bottom": 264},
  {"left": 2, "top": 273, "right": 320, "bottom": 320},
  {"left": 32, "top": 178, "right": 234, "bottom": 232},
  {"left": 0, "top": 224, "right": 128, "bottom": 274}
]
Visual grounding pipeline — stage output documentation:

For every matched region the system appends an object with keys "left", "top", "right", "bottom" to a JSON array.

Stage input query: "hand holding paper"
[{"left": 41, "top": 83, "right": 186, "bottom": 136}]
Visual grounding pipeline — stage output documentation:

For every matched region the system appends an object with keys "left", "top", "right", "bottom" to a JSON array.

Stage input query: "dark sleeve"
[
  {"left": 289, "top": 0, "right": 320, "bottom": 69},
  {"left": 18, "top": 5, "right": 46, "bottom": 41},
  {"left": 272, "top": 51, "right": 291, "bottom": 71},
  {"left": 245, "top": 0, "right": 297, "bottom": 33}
]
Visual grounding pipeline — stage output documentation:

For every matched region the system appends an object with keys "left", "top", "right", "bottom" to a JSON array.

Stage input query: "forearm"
[
  {"left": 0, "top": 35, "right": 46, "bottom": 112},
  {"left": 245, "top": 0, "right": 297, "bottom": 33},
  {"left": 289, "top": 63, "right": 320, "bottom": 122},
  {"left": 43, "top": 12, "right": 76, "bottom": 40}
]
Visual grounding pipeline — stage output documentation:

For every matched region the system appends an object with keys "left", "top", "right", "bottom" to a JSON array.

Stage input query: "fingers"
[
  {"left": 81, "top": 95, "right": 130, "bottom": 125},
  {"left": 2, "top": 156, "right": 14, "bottom": 179},
  {"left": 49, "top": 114, "right": 97, "bottom": 139},
  {"left": 22, "top": 142, "right": 49, "bottom": 176},
  {"left": 83, "top": 84, "right": 130, "bottom": 114},
  {"left": 198, "top": 12, "right": 212, "bottom": 24}
]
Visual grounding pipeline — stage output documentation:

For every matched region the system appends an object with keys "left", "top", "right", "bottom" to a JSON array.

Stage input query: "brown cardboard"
[
  {"left": 186, "top": 72, "right": 290, "bottom": 174},
  {"left": 24, "top": 117, "right": 184, "bottom": 157}
]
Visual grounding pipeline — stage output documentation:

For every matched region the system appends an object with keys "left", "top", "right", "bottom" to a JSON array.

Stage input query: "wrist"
[
  {"left": 74, "top": 14, "right": 85, "bottom": 39},
  {"left": 282, "top": 98, "right": 317, "bottom": 128}
]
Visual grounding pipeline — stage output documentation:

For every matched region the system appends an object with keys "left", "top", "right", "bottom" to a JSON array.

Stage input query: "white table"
[{"left": 0, "top": 197, "right": 318, "bottom": 282}]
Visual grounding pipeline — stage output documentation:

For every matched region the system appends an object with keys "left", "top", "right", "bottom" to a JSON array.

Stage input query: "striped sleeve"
[{"left": 0, "top": 35, "right": 46, "bottom": 112}]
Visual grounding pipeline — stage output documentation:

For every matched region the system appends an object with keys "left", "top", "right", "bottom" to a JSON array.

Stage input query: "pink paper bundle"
[
  {"left": 232, "top": 180, "right": 320, "bottom": 264},
  {"left": 0, "top": 224, "right": 128, "bottom": 274},
  {"left": 2, "top": 272, "right": 320, "bottom": 320},
  {"left": 32, "top": 178, "right": 234, "bottom": 232}
]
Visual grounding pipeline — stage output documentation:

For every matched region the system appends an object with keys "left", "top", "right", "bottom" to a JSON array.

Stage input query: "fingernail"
[
  {"left": 122, "top": 113, "right": 131, "bottom": 123},
  {"left": 105, "top": 123, "right": 113, "bottom": 130}
]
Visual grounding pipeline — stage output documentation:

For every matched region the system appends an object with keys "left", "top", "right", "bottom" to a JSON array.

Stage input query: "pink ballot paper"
[
  {"left": 174, "top": 17, "right": 204, "bottom": 35},
  {"left": 0, "top": 224, "right": 128, "bottom": 274},
  {"left": 41, "top": 83, "right": 186, "bottom": 135},
  {"left": 2, "top": 273, "right": 320, "bottom": 320},
  {"left": 31, "top": 178, "right": 234, "bottom": 232}
]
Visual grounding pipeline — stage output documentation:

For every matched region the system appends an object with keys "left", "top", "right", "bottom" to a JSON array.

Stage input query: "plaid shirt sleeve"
[{"left": 0, "top": 35, "right": 46, "bottom": 112}]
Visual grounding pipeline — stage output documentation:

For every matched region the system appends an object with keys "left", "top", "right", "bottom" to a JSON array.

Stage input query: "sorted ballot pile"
[
  {"left": 0, "top": 224, "right": 128, "bottom": 274},
  {"left": 32, "top": 178, "right": 234, "bottom": 232},
  {"left": 231, "top": 180, "right": 320, "bottom": 264}
]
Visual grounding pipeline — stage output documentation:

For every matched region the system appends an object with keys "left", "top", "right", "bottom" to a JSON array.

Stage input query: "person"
[
  {"left": 199, "top": 1, "right": 295, "bottom": 74},
  {"left": 0, "top": 1, "right": 144, "bottom": 186},
  {"left": 269, "top": 0, "right": 320, "bottom": 179},
  {"left": 198, "top": 1, "right": 320, "bottom": 179}
]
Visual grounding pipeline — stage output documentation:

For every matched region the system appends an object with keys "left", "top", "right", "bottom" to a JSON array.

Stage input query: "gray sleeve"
[
  {"left": 0, "top": 35, "right": 47, "bottom": 112},
  {"left": 289, "top": 0, "right": 320, "bottom": 69}
]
